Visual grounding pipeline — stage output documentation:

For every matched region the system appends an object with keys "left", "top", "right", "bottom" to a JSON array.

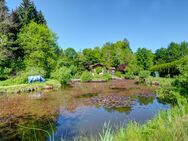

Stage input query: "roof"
[{"left": 90, "top": 63, "right": 104, "bottom": 69}]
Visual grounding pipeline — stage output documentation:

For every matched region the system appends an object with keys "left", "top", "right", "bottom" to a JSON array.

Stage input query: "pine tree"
[
  {"left": 15, "top": 0, "right": 46, "bottom": 26},
  {"left": 0, "top": 0, "right": 24, "bottom": 76},
  {"left": 0, "top": 0, "right": 12, "bottom": 34},
  {"left": 37, "top": 10, "right": 46, "bottom": 24}
]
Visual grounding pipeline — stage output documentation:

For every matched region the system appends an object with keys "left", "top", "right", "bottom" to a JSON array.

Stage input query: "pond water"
[{"left": 0, "top": 80, "right": 170, "bottom": 141}]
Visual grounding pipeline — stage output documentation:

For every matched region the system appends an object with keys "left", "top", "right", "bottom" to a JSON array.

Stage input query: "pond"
[{"left": 0, "top": 80, "right": 170, "bottom": 141}]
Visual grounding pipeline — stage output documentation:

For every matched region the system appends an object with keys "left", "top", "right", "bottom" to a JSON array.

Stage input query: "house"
[{"left": 90, "top": 63, "right": 105, "bottom": 74}]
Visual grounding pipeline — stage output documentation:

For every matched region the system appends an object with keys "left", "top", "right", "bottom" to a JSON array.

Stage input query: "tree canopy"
[{"left": 1, "top": 0, "right": 188, "bottom": 82}]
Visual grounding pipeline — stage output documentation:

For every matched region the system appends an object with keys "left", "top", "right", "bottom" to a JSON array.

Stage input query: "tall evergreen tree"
[
  {"left": 15, "top": 0, "right": 46, "bottom": 26},
  {"left": 0, "top": 0, "right": 12, "bottom": 35},
  {"left": 37, "top": 10, "right": 46, "bottom": 24}
]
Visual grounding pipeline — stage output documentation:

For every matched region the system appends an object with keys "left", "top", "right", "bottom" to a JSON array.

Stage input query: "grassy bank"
[
  {"left": 146, "top": 77, "right": 175, "bottom": 87},
  {"left": 112, "top": 99, "right": 188, "bottom": 141},
  {"left": 0, "top": 79, "right": 61, "bottom": 94}
]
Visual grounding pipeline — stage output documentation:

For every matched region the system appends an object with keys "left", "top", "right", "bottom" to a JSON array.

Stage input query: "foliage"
[
  {"left": 82, "top": 47, "right": 102, "bottom": 64},
  {"left": 155, "top": 42, "right": 188, "bottom": 64},
  {"left": 146, "top": 77, "right": 174, "bottom": 87},
  {"left": 0, "top": 67, "right": 46, "bottom": 86},
  {"left": 15, "top": 0, "right": 46, "bottom": 26},
  {"left": 139, "top": 70, "right": 151, "bottom": 84},
  {"left": 0, "top": 79, "right": 61, "bottom": 93},
  {"left": 156, "top": 88, "right": 183, "bottom": 105},
  {"left": 51, "top": 67, "right": 72, "bottom": 85},
  {"left": 115, "top": 71, "right": 123, "bottom": 78},
  {"left": 64, "top": 48, "right": 77, "bottom": 60},
  {"left": 101, "top": 40, "right": 134, "bottom": 68},
  {"left": 150, "top": 57, "right": 188, "bottom": 77},
  {"left": 96, "top": 67, "right": 102, "bottom": 74},
  {"left": 18, "top": 21, "right": 58, "bottom": 77},
  {"left": 102, "top": 73, "right": 112, "bottom": 81},
  {"left": 80, "top": 71, "right": 93, "bottom": 82},
  {"left": 114, "top": 102, "right": 188, "bottom": 141},
  {"left": 0, "top": 0, "right": 20, "bottom": 78},
  {"left": 174, "top": 59, "right": 188, "bottom": 97},
  {"left": 92, "top": 73, "right": 112, "bottom": 81},
  {"left": 124, "top": 71, "right": 135, "bottom": 79},
  {"left": 136, "top": 48, "right": 154, "bottom": 70},
  {"left": 124, "top": 58, "right": 142, "bottom": 79}
]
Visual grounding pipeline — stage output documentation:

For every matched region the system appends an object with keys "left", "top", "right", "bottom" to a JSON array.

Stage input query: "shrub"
[
  {"left": 51, "top": 67, "right": 72, "bottom": 85},
  {"left": 115, "top": 71, "right": 123, "bottom": 78},
  {"left": 156, "top": 88, "right": 183, "bottom": 105},
  {"left": 0, "top": 67, "right": 12, "bottom": 80},
  {"left": 174, "top": 62, "right": 188, "bottom": 96},
  {"left": 124, "top": 71, "right": 135, "bottom": 79},
  {"left": 69, "top": 65, "right": 78, "bottom": 76},
  {"left": 80, "top": 71, "right": 93, "bottom": 82},
  {"left": 96, "top": 67, "right": 102, "bottom": 74},
  {"left": 138, "top": 70, "right": 150, "bottom": 84},
  {"left": 103, "top": 73, "right": 112, "bottom": 81}
]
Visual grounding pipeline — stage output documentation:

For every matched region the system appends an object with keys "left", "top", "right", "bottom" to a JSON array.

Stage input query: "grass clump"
[
  {"left": 146, "top": 77, "right": 175, "bottom": 87},
  {"left": 92, "top": 73, "right": 112, "bottom": 81}
]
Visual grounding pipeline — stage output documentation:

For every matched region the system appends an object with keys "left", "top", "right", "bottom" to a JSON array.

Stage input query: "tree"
[
  {"left": 155, "top": 42, "right": 188, "bottom": 64},
  {"left": 15, "top": 0, "right": 46, "bottom": 27},
  {"left": 82, "top": 47, "right": 102, "bottom": 64},
  {"left": 0, "top": 0, "right": 10, "bottom": 65},
  {"left": 101, "top": 39, "right": 134, "bottom": 68},
  {"left": 37, "top": 10, "right": 46, "bottom": 24},
  {"left": 0, "top": 0, "right": 10, "bottom": 34},
  {"left": 0, "top": 34, "right": 8, "bottom": 65},
  {"left": 18, "top": 21, "right": 58, "bottom": 76},
  {"left": 64, "top": 48, "right": 77, "bottom": 60},
  {"left": 136, "top": 48, "right": 154, "bottom": 70}
]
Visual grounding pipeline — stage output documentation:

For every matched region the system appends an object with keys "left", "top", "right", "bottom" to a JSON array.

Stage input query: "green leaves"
[
  {"left": 155, "top": 42, "right": 188, "bottom": 64},
  {"left": 18, "top": 21, "right": 58, "bottom": 76},
  {"left": 136, "top": 48, "right": 154, "bottom": 70},
  {"left": 80, "top": 71, "right": 93, "bottom": 82},
  {"left": 51, "top": 67, "right": 72, "bottom": 85}
]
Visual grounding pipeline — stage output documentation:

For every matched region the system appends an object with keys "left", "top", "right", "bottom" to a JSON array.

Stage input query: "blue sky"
[{"left": 6, "top": 0, "right": 188, "bottom": 52}]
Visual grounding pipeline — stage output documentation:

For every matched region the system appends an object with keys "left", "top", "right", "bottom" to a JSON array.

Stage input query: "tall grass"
[
  {"left": 146, "top": 77, "right": 175, "bottom": 87},
  {"left": 0, "top": 79, "right": 61, "bottom": 94},
  {"left": 97, "top": 100, "right": 188, "bottom": 141}
]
